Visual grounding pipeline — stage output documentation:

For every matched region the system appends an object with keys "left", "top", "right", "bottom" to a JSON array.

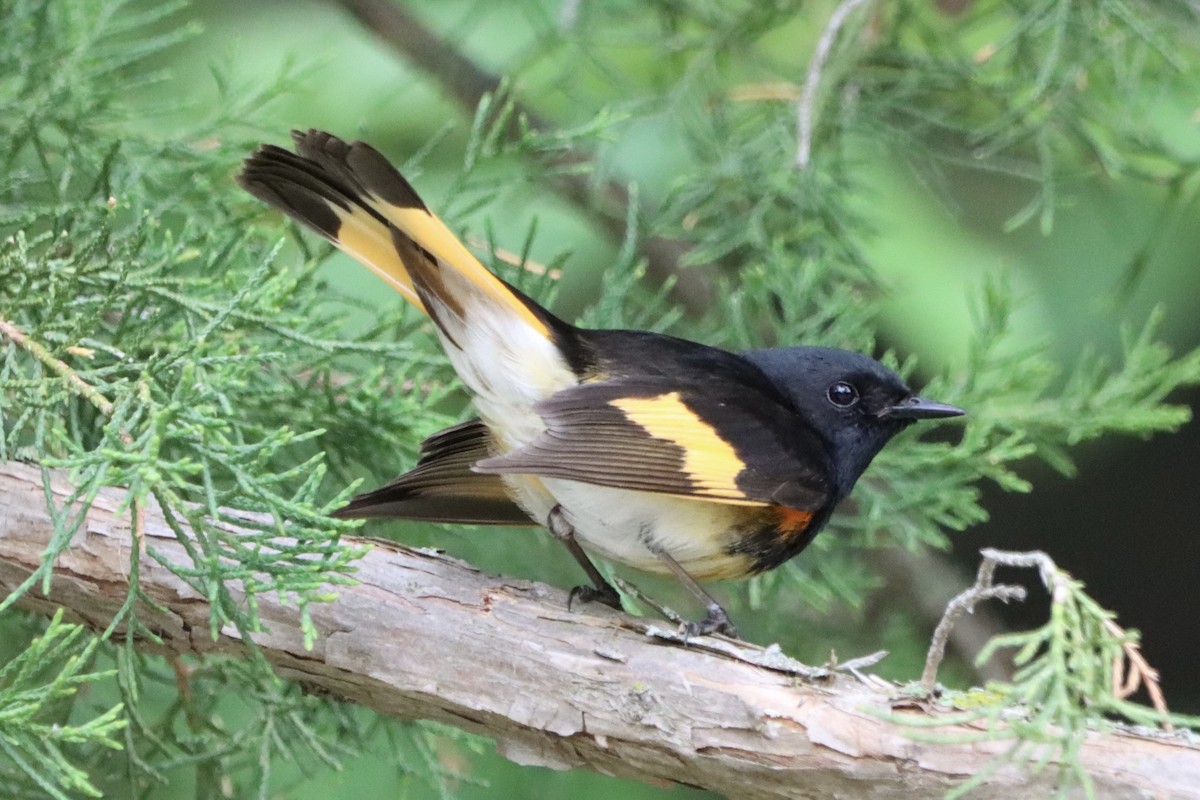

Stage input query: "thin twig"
[
  {"left": 1103, "top": 617, "right": 1173, "bottom": 731},
  {"left": 729, "top": 82, "right": 801, "bottom": 103},
  {"left": 926, "top": 549, "right": 1175, "bottom": 731},
  {"left": 612, "top": 575, "right": 684, "bottom": 626},
  {"left": 0, "top": 316, "right": 115, "bottom": 417},
  {"left": 636, "top": 621, "right": 834, "bottom": 681},
  {"left": 795, "top": 0, "right": 874, "bottom": 169},
  {"left": 465, "top": 236, "right": 563, "bottom": 280},
  {"left": 612, "top": 580, "right": 886, "bottom": 682},
  {"left": 869, "top": 548, "right": 1014, "bottom": 684},
  {"left": 921, "top": 552, "right": 1026, "bottom": 691},
  {"left": 978, "top": 548, "right": 1064, "bottom": 599},
  {"left": 0, "top": 316, "right": 145, "bottom": 550},
  {"left": 834, "top": 649, "right": 890, "bottom": 688}
]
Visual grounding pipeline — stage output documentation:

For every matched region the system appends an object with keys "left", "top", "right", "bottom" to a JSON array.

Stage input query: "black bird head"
[{"left": 743, "top": 346, "right": 964, "bottom": 499}]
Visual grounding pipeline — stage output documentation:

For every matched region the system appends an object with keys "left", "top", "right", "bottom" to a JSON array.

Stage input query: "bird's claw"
[
  {"left": 568, "top": 583, "right": 623, "bottom": 611},
  {"left": 680, "top": 604, "right": 739, "bottom": 640}
]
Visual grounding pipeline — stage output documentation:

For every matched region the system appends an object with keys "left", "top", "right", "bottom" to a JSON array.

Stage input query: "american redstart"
[{"left": 238, "top": 130, "right": 964, "bottom": 637}]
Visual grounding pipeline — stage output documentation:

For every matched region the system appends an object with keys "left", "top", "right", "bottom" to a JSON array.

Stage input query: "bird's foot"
[
  {"left": 568, "top": 582, "right": 623, "bottom": 612},
  {"left": 680, "top": 603, "right": 739, "bottom": 640}
]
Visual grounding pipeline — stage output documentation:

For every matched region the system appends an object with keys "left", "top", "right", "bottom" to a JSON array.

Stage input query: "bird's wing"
[
  {"left": 475, "top": 379, "right": 832, "bottom": 509},
  {"left": 332, "top": 418, "right": 536, "bottom": 525}
]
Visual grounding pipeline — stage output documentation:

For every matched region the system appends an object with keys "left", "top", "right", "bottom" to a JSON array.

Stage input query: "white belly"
[{"left": 502, "top": 474, "right": 749, "bottom": 579}]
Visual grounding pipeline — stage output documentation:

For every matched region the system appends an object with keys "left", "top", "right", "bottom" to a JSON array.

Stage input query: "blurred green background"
[{"left": 116, "top": 0, "right": 1200, "bottom": 795}]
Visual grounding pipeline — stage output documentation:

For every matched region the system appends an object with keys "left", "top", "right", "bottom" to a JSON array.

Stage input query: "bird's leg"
[
  {"left": 612, "top": 576, "right": 685, "bottom": 626},
  {"left": 547, "top": 505, "right": 623, "bottom": 611},
  {"left": 646, "top": 543, "right": 739, "bottom": 639}
]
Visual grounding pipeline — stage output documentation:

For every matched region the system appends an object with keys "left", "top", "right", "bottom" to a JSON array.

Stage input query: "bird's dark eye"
[{"left": 827, "top": 381, "right": 859, "bottom": 408}]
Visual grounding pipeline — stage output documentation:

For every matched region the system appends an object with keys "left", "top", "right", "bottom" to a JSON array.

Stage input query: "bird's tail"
[{"left": 237, "top": 130, "right": 578, "bottom": 420}]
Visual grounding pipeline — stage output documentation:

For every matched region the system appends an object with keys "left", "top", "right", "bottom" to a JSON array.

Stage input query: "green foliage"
[
  {"left": 0, "top": 611, "right": 124, "bottom": 800},
  {"left": 0, "top": 0, "right": 455, "bottom": 795},
  {"left": 97, "top": 648, "right": 475, "bottom": 800},
  {"left": 891, "top": 551, "right": 1200, "bottom": 799},
  {"left": 859, "top": 0, "right": 1200, "bottom": 232},
  {"left": 847, "top": 279, "right": 1200, "bottom": 546},
  {"left": 1, "top": 0, "right": 1198, "bottom": 797},
  {"left": 0, "top": 0, "right": 392, "bottom": 638},
  {"left": 965, "top": 574, "right": 1170, "bottom": 797}
]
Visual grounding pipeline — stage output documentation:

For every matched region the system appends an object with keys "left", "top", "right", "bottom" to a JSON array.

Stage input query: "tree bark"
[{"left": 1, "top": 461, "right": 1196, "bottom": 799}]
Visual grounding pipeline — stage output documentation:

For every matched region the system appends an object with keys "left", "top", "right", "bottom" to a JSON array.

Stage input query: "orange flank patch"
[{"left": 773, "top": 505, "right": 815, "bottom": 540}]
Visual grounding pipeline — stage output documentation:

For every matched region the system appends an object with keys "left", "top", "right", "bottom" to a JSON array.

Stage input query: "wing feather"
[
  {"left": 475, "top": 379, "right": 832, "bottom": 509},
  {"left": 333, "top": 419, "right": 535, "bottom": 525}
]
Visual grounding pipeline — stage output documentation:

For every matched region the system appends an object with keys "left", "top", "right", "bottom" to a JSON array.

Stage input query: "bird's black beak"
[{"left": 886, "top": 396, "right": 965, "bottom": 420}]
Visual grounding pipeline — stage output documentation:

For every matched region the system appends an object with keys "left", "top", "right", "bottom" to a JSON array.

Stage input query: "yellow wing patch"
[{"left": 609, "top": 392, "right": 761, "bottom": 505}]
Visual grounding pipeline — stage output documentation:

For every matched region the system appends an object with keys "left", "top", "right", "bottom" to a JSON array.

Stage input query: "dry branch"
[{"left": 2, "top": 460, "right": 1198, "bottom": 799}]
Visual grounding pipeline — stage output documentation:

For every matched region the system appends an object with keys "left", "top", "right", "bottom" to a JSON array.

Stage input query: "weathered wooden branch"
[{"left": 2, "top": 460, "right": 1197, "bottom": 799}]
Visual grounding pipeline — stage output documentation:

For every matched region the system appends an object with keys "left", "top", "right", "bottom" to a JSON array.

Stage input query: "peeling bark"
[{"left": 1, "top": 461, "right": 1197, "bottom": 799}]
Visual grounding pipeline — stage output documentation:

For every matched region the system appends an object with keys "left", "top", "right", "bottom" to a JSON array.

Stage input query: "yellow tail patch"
[
  {"left": 362, "top": 197, "right": 551, "bottom": 340},
  {"left": 331, "top": 205, "right": 425, "bottom": 311},
  {"left": 239, "top": 132, "right": 551, "bottom": 340}
]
